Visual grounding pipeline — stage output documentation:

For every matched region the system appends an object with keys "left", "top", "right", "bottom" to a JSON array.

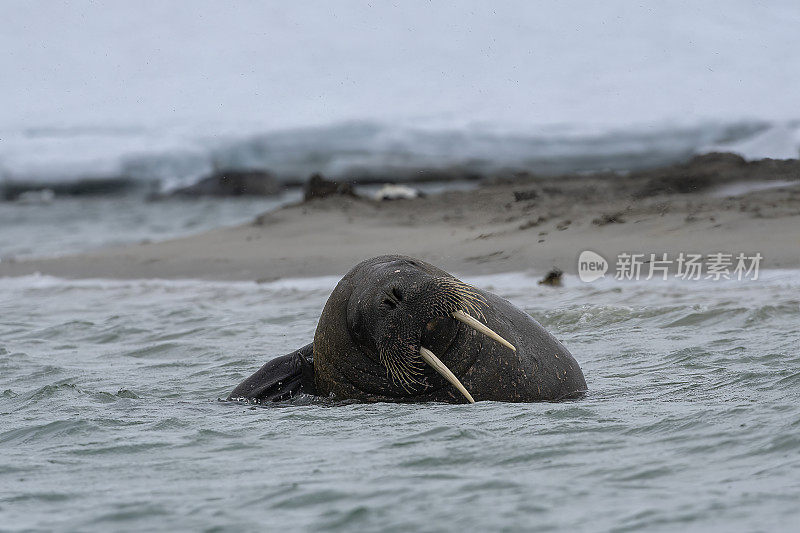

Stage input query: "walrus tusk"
[
  {"left": 419, "top": 346, "right": 475, "bottom": 404},
  {"left": 451, "top": 310, "right": 516, "bottom": 352}
]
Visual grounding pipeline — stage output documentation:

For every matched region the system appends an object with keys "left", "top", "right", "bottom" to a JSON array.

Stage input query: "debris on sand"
[
  {"left": 513, "top": 189, "right": 539, "bottom": 202},
  {"left": 593, "top": 212, "right": 627, "bottom": 225},
  {"left": 373, "top": 184, "right": 421, "bottom": 201},
  {"left": 519, "top": 216, "right": 547, "bottom": 230},
  {"left": 556, "top": 219, "right": 572, "bottom": 231},
  {"left": 303, "top": 173, "right": 357, "bottom": 201}
]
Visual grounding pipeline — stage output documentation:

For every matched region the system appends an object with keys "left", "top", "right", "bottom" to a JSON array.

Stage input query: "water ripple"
[{"left": 1, "top": 274, "right": 799, "bottom": 531}]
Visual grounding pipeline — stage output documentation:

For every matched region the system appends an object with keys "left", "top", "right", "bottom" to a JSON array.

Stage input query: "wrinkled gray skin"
[{"left": 229, "top": 255, "right": 586, "bottom": 403}]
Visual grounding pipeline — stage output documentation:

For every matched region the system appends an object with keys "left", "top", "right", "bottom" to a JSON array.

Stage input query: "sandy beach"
[{"left": 2, "top": 154, "right": 798, "bottom": 281}]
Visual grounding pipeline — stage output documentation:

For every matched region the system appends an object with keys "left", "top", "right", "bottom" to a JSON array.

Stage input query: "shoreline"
[{"left": 2, "top": 154, "right": 799, "bottom": 282}]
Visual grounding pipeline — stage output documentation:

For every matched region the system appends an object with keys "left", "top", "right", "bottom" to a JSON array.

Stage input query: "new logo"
[{"left": 578, "top": 250, "right": 608, "bottom": 282}]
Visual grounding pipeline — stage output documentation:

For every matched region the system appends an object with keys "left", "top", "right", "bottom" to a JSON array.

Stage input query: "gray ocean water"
[
  {"left": 0, "top": 196, "right": 297, "bottom": 260},
  {"left": 1, "top": 270, "right": 799, "bottom": 532},
  {"left": 0, "top": 182, "right": 476, "bottom": 261}
]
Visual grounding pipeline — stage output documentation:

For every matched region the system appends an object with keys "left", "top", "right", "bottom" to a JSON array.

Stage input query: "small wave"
[
  {"left": 662, "top": 307, "right": 749, "bottom": 328},
  {"left": 88, "top": 503, "right": 171, "bottom": 526},
  {"left": 69, "top": 441, "right": 172, "bottom": 456},
  {"left": 9, "top": 381, "right": 142, "bottom": 410},
  {"left": 744, "top": 303, "right": 800, "bottom": 326},
  {"left": 0, "top": 418, "right": 96, "bottom": 444},
  {"left": 22, "top": 382, "right": 83, "bottom": 402},
  {"left": 267, "top": 488, "right": 353, "bottom": 510},
  {"left": 536, "top": 304, "right": 684, "bottom": 331},
  {"left": 0, "top": 272, "right": 341, "bottom": 293},
  {"left": 121, "top": 342, "right": 191, "bottom": 359},
  {"left": 4, "top": 492, "right": 75, "bottom": 503}
]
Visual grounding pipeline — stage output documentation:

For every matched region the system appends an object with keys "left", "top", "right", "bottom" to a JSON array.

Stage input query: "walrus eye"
[{"left": 382, "top": 298, "right": 397, "bottom": 309}]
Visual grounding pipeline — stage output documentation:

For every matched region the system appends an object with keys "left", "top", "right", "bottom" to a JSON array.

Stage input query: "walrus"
[{"left": 228, "top": 255, "right": 586, "bottom": 404}]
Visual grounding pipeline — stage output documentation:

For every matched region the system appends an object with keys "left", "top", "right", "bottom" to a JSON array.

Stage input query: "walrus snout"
[{"left": 367, "top": 274, "right": 517, "bottom": 403}]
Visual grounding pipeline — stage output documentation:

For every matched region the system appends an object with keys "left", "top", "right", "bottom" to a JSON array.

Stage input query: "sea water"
[
  {"left": 0, "top": 195, "right": 298, "bottom": 260},
  {"left": 0, "top": 180, "right": 477, "bottom": 261},
  {"left": 1, "top": 271, "right": 799, "bottom": 532}
]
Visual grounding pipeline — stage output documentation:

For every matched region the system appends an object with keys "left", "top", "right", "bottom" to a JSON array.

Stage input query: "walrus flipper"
[{"left": 228, "top": 343, "right": 316, "bottom": 402}]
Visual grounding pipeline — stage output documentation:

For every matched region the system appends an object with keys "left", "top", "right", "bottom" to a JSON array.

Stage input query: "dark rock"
[
  {"left": 1, "top": 176, "right": 138, "bottom": 201},
  {"left": 633, "top": 152, "right": 780, "bottom": 198},
  {"left": 635, "top": 173, "right": 715, "bottom": 198},
  {"left": 303, "top": 173, "right": 356, "bottom": 201},
  {"left": 171, "top": 169, "right": 281, "bottom": 197},
  {"left": 538, "top": 268, "right": 563, "bottom": 287}
]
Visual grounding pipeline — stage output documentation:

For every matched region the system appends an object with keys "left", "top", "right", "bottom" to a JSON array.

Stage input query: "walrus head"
[{"left": 313, "top": 255, "right": 515, "bottom": 403}]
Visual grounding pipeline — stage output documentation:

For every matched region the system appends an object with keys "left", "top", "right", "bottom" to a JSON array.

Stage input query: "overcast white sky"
[{"left": 1, "top": 1, "right": 799, "bottom": 132}]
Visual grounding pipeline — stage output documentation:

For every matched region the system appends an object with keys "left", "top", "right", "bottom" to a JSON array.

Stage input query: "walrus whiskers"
[
  {"left": 429, "top": 277, "right": 487, "bottom": 321},
  {"left": 418, "top": 308, "right": 514, "bottom": 403},
  {"left": 379, "top": 343, "right": 429, "bottom": 392},
  {"left": 432, "top": 277, "right": 515, "bottom": 350},
  {"left": 451, "top": 310, "right": 516, "bottom": 352},
  {"left": 419, "top": 347, "right": 475, "bottom": 403},
  {"left": 379, "top": 278, "right": 514, "bottom": 399}
]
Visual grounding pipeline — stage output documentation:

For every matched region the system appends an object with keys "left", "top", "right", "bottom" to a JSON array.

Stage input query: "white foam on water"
[
  {"left": 4, "top": 268, "right": 800, "bottom": 295},
  {"left": 0, "top": 273, "right": 342, "bottom": 296}
]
